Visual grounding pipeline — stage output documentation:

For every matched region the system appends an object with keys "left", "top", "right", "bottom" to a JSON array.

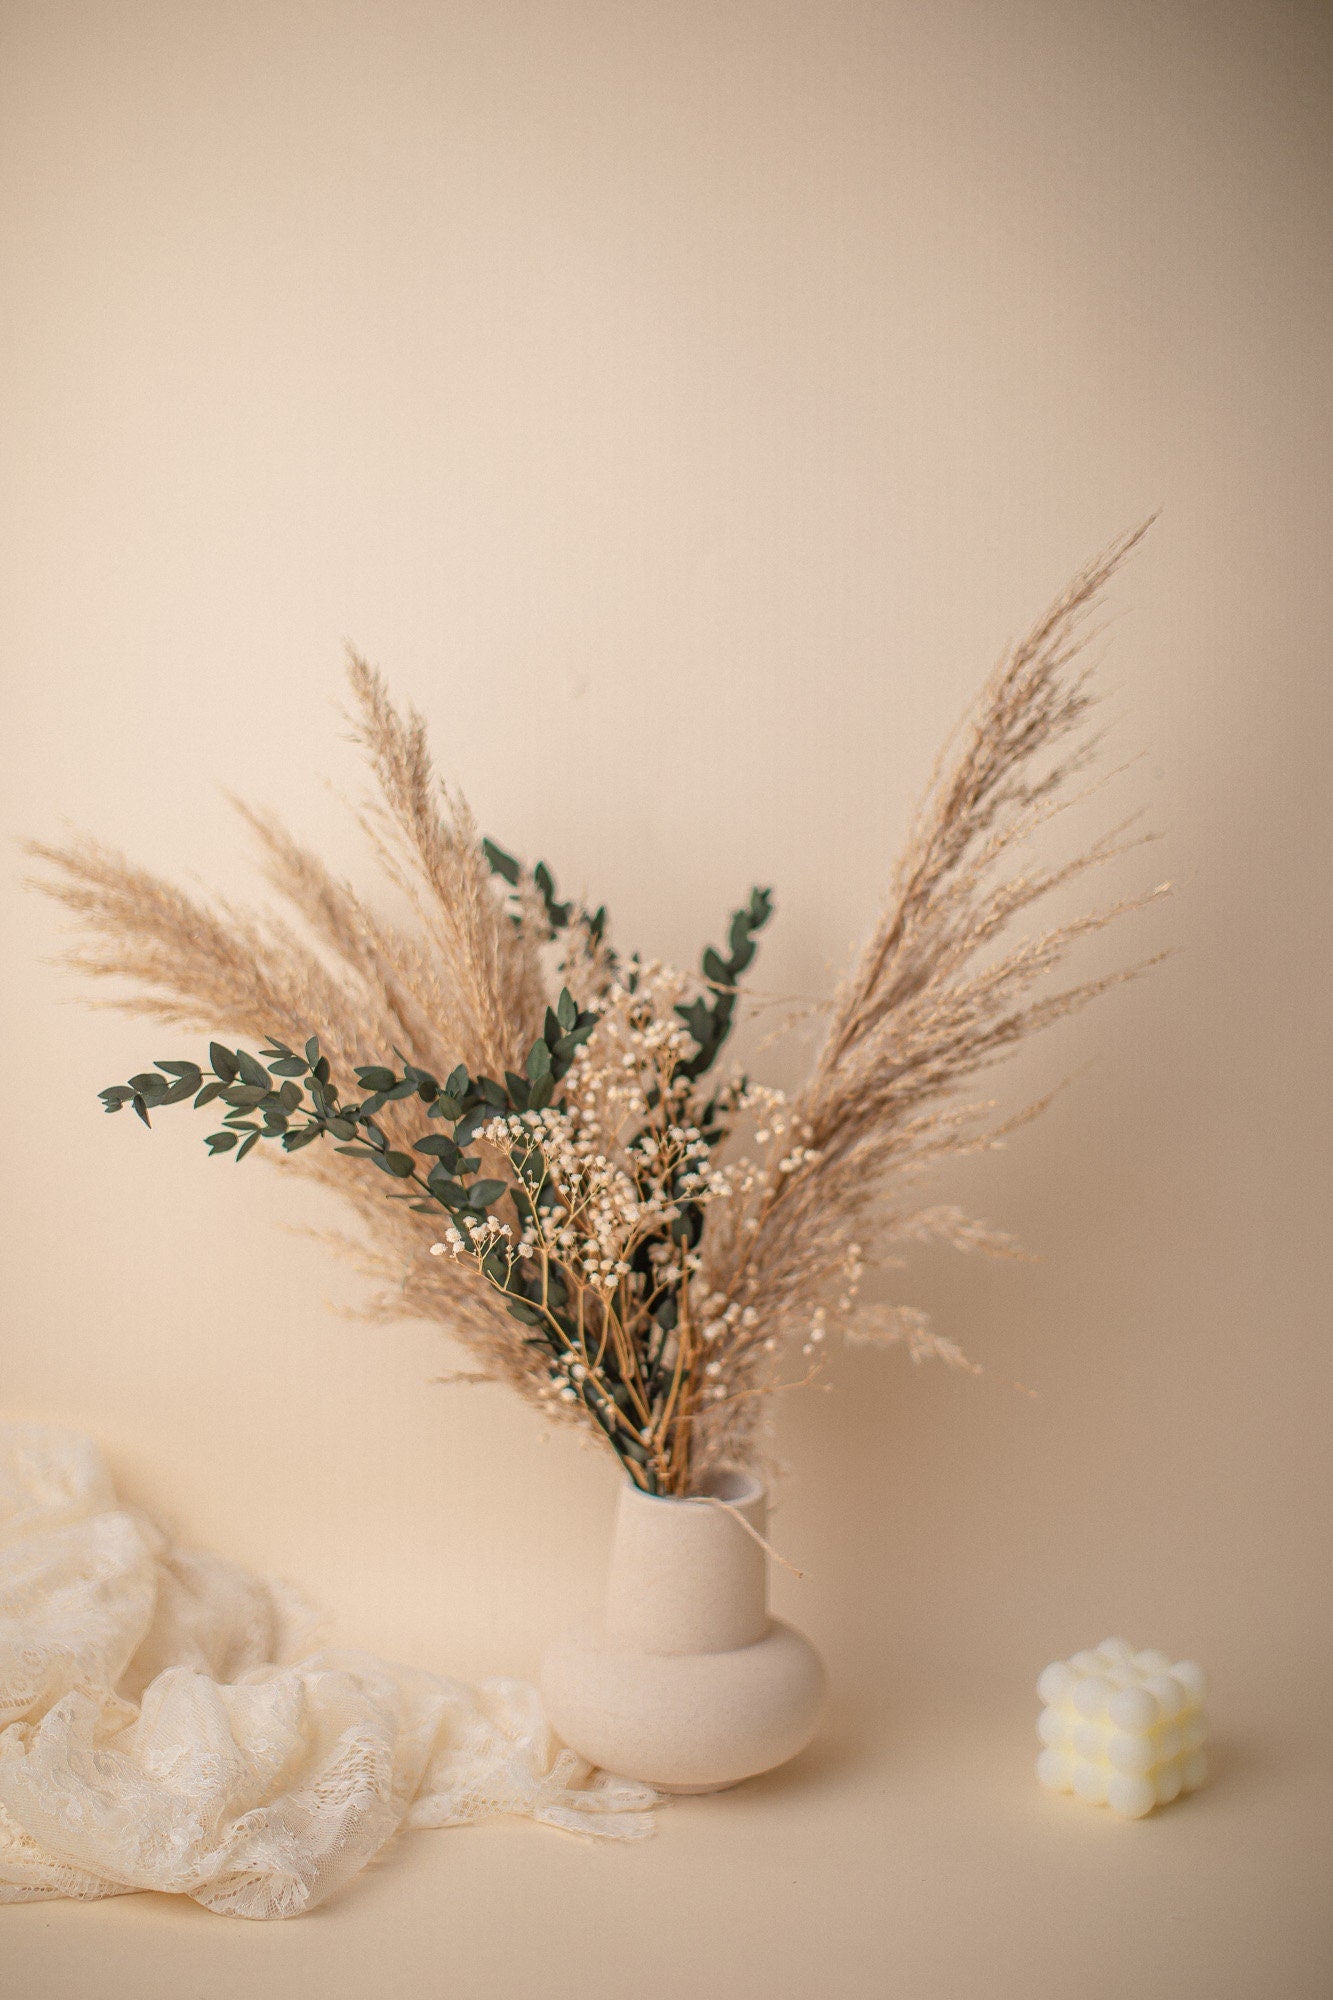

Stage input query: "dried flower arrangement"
[{"left": 28, "top": 529, "right": 1164, "bottom": 1496}]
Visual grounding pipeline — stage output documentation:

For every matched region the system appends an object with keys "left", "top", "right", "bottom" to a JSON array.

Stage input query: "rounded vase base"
[{"left": 541, "top": 1615, "right": 826, "bottom": 1793}]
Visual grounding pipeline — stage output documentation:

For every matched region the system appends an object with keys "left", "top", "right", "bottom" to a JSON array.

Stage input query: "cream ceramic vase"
[{"left": 540, "top": 1469, "right": 825, "bottom": 1792}]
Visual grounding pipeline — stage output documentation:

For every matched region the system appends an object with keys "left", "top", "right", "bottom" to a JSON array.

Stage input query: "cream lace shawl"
[{"left": 0, "top": 1424, "right": 653, "bottom": 1918}]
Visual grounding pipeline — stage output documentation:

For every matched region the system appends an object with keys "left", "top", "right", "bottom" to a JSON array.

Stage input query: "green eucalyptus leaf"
[
  {"left": 468, "top": 1179, "right": 508, "bottom": 1208},
  {"left": 557, "top": 987, "right": 578, "bottom": 1032},
  {"left": 205, "top": 1131, "right": 238, "bottom": 1153},
  {"left": 355, "top": 1066, "right": 396, "bottom": 1092},
  {"left": 506, "top": 1300, "right": 545, "bottom": 1325},
  {"left": 224, "top": 1084, "right": 267, "bottom": 1108},
  {"left": 209, "top": 1043, "right": 238, "bottom": 1083},
  {"left": 235, "top": 1131, "right": 260, "bottom": 1162},
  {"left": 155, "top": 1060, "right": 201, "bottom": 1080},
  {"left": 526, "top": 1039, "right": 552, "bottom": 1081},
  {"left": 482, "top": 837, "right": 521, "bottom": 885},
  {"left": 426, "top": 1174, "right": 467, "bottom": 1209},
  {"left": 193, "top": 1081, "right": 225, "bottom": 1109},
  {"left": 381, "top": 1151, "right": 415, "bottom": 1178},
  {"left": 326, "top": 1116, "right": 357, "bottom": 1141},
  {"left": 234, "top": 1049, "right": 270, "bottom": 1090}
]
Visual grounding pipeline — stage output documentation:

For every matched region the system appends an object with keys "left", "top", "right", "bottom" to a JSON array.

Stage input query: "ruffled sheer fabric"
[{"left": 0, "top": 1425, "right": 654, "bottom": 1919}]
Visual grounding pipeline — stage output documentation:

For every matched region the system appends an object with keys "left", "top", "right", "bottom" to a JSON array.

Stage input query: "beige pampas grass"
[
  {"left": 690, "top": 524, "right": 1168, "bottom": 1474},
  {"left": 27, "top": 532, "right": 1166, "bottom": 1492}
]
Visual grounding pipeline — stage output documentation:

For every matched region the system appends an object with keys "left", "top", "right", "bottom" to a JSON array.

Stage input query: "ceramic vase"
[{"left": 539, "top": 1468, "right": 825, "bottom": 1792}]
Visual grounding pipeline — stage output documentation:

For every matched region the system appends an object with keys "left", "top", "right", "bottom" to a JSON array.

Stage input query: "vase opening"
[
  {"left": 693, "top": 1467, "right": 763, "bottom": 1508},
  {"left": 631, "top": 1467, "right": 764, "bottom": 1511}
]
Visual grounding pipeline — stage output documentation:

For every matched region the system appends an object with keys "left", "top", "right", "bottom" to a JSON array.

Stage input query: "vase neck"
[{"left": 603, "top": 1471, "right": 770, "bottom": 1655}]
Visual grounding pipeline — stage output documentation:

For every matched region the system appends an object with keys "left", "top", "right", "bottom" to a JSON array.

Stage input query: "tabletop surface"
[{"left": 5, "top": 1637, "right": 1328, "bottom": 2000}]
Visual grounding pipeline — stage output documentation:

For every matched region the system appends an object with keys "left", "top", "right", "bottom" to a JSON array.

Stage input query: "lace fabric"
[{"left": 0, "top": 1425, "right": 654, "bottom": 1919}]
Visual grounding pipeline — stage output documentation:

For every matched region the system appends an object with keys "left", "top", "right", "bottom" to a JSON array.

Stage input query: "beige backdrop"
[{"left": 2, "top": 2, "right": 1330, "bottom": 1995}]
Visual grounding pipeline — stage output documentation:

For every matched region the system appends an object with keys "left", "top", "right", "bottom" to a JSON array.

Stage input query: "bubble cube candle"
[{"left": 1036, "top": 1640, "right": 1208, "bottom": 1818}]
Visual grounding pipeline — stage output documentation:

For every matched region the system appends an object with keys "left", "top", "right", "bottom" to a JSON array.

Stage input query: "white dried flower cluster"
[
  {"left": 692, "top": 1292, "right": 765, "bottom": 1399},
  {"left": 722, "top": 1084, "right": 821, "bottom": 1215},
  {"left": 573, "top": 967, "right": 700, "bottom": 1133},
  {"left": 423, "top": 968, "right": 773, "bottom": 1435},
  {"left": 793, "top": 1240, "right": 865, "bottom": 1357}
]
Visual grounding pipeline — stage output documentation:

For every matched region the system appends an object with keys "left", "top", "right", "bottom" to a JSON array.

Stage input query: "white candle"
[{"left": 1036, "top": 1639, "right": 1208, "bottom": 1817}]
